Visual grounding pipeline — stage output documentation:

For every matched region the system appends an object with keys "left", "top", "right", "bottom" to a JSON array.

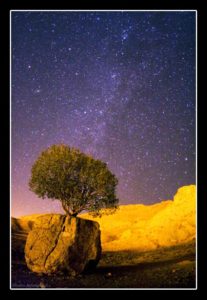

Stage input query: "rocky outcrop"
[
  {"left": 24, "top": 214, "right": 101, "bottom": 275},
  {"left": 12, "top": 185, "right": 196, "bottom": 255},
  {"left": 82, "top": 185, "right": 196, "bottom": 251},
  {"left": 145, "top": 185, "right": 196, "bottom": 247}
]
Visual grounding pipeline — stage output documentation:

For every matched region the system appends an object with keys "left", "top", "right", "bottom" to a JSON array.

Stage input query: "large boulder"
[{"left": 24, "top": 214, "right": 101, "bottom": 275}]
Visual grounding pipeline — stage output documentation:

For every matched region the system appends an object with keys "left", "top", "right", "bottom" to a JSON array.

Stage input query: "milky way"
[{"left": 11, "top": 11, "right": 196, "bottom": 217}]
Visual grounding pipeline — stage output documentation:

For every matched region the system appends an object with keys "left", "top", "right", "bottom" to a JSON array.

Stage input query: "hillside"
[
  {"left": 12, "top": 185, "right": 196, "bottom": 253},
  {"left": 11, "top": 185, "right": 196, "bottom": 288},
  {"left": 81, "top": 185, "right": 196, "bottom": 251}
]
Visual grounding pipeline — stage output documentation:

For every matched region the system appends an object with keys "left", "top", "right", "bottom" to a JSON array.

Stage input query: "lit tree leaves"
[{"left": 29, "top": 144, "right": 118, "bottom": 216}]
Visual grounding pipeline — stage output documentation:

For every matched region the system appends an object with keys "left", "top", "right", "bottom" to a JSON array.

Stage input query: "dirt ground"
[{"left": 11, "top": 240, "right": 195, "bottom": 289}]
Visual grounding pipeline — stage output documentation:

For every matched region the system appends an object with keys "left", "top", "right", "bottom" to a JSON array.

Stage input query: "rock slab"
[{"left": 25, "top": 214, "right": 101, "bottom": 275}]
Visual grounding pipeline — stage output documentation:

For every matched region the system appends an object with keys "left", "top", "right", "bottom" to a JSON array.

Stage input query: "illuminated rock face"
[
  {"left": 24, "top": 215, "right": 101, "bottom": 275},
  {"left": 145, "top": 185, "right": 196, "bottom": 248},
  {"left": 13, "top": 185, "right": 196, "bottom": 254},
  {"left": 82, "top": 185, "right": 196, "bottom": 251}
]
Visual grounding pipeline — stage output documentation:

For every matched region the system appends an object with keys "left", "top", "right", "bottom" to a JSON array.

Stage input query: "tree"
[{"left": 29, "top": 144, "right": 119, "bottom": 217}]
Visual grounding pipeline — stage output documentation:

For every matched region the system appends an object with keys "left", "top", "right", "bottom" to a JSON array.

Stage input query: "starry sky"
[{"left": 11, "top": 11, "right": 196, "bottom": 217}]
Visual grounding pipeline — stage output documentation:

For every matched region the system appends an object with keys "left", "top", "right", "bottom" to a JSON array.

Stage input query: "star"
[
  {"left": 34, "top": 88, "right": 41, "bottom": 94},
  {"left": 121, "top": 30, "right": 129, "bottom": 42}
]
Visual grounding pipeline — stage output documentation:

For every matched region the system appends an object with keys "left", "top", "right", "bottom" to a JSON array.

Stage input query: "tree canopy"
[{"left": 29, "top": 144, "right": 118, "bottom": 217}]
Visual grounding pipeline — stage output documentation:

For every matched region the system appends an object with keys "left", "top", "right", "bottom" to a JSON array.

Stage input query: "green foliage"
[{"left": 29, "top": 144, "right": 119, "bottom": 216}]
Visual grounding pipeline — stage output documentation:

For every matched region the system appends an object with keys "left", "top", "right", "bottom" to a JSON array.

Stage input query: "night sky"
[{"left": 11, "top": 11, "right": 196, "bottom": 217}]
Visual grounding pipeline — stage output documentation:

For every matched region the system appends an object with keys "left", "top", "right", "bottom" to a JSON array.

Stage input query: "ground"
[{"left": 12, "top": 240, "right": 195, "bottom": 289}]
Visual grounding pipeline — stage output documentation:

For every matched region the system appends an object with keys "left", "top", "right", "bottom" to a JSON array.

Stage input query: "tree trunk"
[
  {"left": 62, "top": 202, "right": 78, "bottom": 217},
  {"left": 71, "top": 212, "right": 78, "bottom": 217},
  {"left": 62, "top": 202, "right": 70, "bottom": 216}
]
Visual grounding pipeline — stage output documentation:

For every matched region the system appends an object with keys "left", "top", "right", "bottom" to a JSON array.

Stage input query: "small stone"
[
  {"left": 39, "top": 281, "right": 45, "bottom": 288},
  {"left": 105, "top": 272, "right": 112, "bottom": 278}
]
